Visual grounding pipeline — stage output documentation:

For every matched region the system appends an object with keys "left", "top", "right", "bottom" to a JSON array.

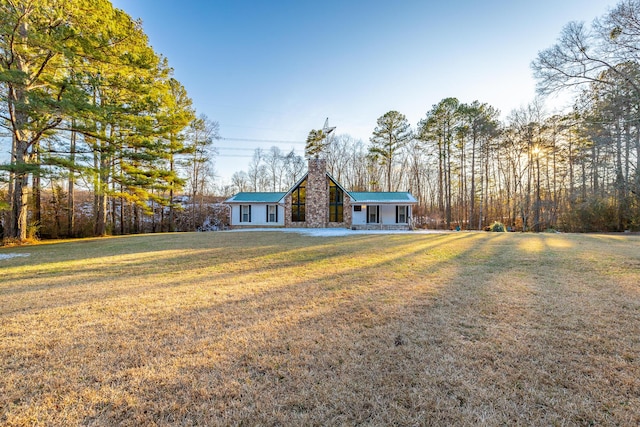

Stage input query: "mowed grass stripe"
[{"left": 1, "top": 232, "right": 639, "bottom": 425}]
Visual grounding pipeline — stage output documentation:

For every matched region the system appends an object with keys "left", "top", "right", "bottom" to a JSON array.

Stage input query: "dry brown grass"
[{"left": 1, "top": 231, "right": 639, "bottom": 426}]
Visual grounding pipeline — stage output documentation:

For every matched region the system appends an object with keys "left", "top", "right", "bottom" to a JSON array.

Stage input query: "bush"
[
  {"left": 489, "top": 221, "right": 506, "bottom": 232},
  {"left": 27, "top": 221, "right": 41, "bottom": 240},
  {"left": 559, "top": 197, "right": 619, "bottom": 232}
]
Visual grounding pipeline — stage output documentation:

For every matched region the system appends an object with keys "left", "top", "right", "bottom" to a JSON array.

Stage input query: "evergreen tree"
[
  {"left": 0, "top": 0, "right": 162, "bottom": 239},
  {"left": 305, "top": 129, "right": 328, "bottom": 159},
  {"left": 369, "top": 110, "right": 412, "bottom": 192}
]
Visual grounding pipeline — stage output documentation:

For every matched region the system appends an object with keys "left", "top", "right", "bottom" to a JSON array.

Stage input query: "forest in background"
[
  {"left": 2, "top": 0, "right": 640, "bottom": 241},
  {"left": 227, "top": 0, "right": 640, "bottom": 233}
]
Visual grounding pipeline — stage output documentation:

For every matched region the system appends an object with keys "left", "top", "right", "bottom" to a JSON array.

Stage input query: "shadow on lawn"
[
  {"left": 1, "top": 233, "right": 459, "bottom": 315},
  {"left": 2, "top": 232, "right": 640, "bottom": 425},
  {"left": 60, "top": 233, "right": 494, "bottom": 425},
  {"left": 104, "top": 234, "right": 504, "bottom": 423}
]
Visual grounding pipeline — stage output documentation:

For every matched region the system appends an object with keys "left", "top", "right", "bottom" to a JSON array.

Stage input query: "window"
[
  {"left": 240, "top": 205, "right": 251, "bottom": 222},
  {"left": 354, "top": 205, "right": 362, "bottom": 212},
  {"left": 291, "top": 179, "right": 306, "bottom": 222},
  {"left": 267, "top": 205, "right": 278, "bottom": 223},
  {"left": 396, "top": 206, "right": 408, "bottom": 223},
  {"left": 329, "top": 180, "right": 344, "bottom": 222},
  {"left": 367, "top": 205, "right": 379, "bottom": 223}
]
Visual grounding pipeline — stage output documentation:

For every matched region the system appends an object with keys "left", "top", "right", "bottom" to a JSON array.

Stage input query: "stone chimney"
[{"left": 305, "top": 158, "right": 328, "bottom": 228}]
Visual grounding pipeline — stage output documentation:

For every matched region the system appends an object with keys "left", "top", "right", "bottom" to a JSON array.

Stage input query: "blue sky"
[{"left": 111, "top": 0, "right": 618, "bottom": 182}]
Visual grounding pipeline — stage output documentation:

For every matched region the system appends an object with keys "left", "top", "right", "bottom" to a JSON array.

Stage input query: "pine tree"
[
  {"left": 305, "top": 129, "right": 328, "bottom": 159},
  {"left": 369, "top": 111, "right": 412, "bottom": 192},
  {"left": 0, "top": 0, "right": 163, "bottom": 239}
]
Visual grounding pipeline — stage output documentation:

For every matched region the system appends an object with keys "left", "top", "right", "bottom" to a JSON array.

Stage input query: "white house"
[
  {"left": 226, "top": 192, "right": 286, "bottom": 227},
  {"left": 349, "top": 192, "right": 416, "bottom": 228},
  {"left": 225, "top": 159, "right": 418, "bottom": 230}
]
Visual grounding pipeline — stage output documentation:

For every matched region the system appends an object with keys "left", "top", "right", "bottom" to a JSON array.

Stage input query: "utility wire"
[
  {"left": 220, "top": 137, "right": 305, "bottom": 145},
  {"left": 217, "top": 146, "right": 303, "bottom": 152}
]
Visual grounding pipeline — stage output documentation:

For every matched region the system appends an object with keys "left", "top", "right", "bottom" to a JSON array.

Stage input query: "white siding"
[
  {"left": 230, "top": 204, "right": 284, "bottom": 226},
  {"left": 351, "top": 204, "right": 411, "bottom": 225},
  {"left": 352, "top": 205, "right": 367, "bottom": 225},
  {"left": 379, "top": 205, "right": 397, "bottom": 224}
]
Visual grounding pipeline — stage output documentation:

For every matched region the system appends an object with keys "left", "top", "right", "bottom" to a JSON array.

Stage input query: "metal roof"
[
  {"left": 349, "top": 192, "right": 418, "bottom": 203},
  {"left": 225, "top": 192, "right": 286, "bottom": 203},
  {"left": 226, "top": 191, "right": 417, "bottom": 204}
]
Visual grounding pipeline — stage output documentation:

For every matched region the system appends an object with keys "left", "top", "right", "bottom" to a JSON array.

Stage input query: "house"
[{"left": 225, "top": 158, "right": 418, "bottom": 230}]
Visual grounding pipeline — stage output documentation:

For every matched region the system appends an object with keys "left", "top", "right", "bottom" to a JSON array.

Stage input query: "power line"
[
  {"left": 217, "top": 147, "right": 260, "bottom": 151},
  {"left": 220, "top": 137, "right": 305, "bottom": 145},
  {"left": 217, "top": 146, "right": 303, "bottom": 152},
  {"left": 217, "top": 154, "right": 255, "bottom": 158}
]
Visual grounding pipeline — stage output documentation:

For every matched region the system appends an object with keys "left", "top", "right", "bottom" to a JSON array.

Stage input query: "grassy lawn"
[{"left": 1, "top": 231, "right": 639, "bottom": 426}]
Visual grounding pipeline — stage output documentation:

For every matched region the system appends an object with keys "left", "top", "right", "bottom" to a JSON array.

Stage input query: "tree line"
[
  {"left": 227, "top": 1, "right": 640, "bottom": 232},
  {"left": 0, "top": 0, "right": 218, "bottom": 241},
  {"left": 234, "top": 92, "right": 637, "bottom": 232}
]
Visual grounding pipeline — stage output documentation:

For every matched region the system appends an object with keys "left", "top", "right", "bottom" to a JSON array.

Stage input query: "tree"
[
  {"left": 418, "top": 99, "right": 459, "bottom": 228},
  {"left": 283, "top": 149, "right": 305, "bottom": 188},
  {"left": 369, "top": 110, "right": 412, "bottom": 192},
  {"left": 184, "top": 114, "right": 218, "bottom": 230},
  {"left": 0, "top": 0, "right": 161, "bottom": 239},
  {"left": 325, "top": 134, "right": 357, "bottom": 184},
  {"left": 78, "top": 44, "right": 162, "bottom": 236},
  {"left": 305, "top": 129, "right": 328, "bottom": 159},
  {"left": 532, "top": 1, "right": 640, "bottom": 99},
  {"left": 1, "top": 0, "right": 74, "bottom": 239},
  {"left": 155, "top": 76, "right": 195, "bottom": 232},
  {"left": 457, "top": 101, "right": 500, "bottom": 229},
  {"left": 265, "top": 146, "right": 284, "bottom": 191},
  {"left": 246, "top": 149, "right": 262, "bottom": 191},
  {"left": 231, "top": 171, "right": 249, "bottom": 193},
  {"left": 533, "top": 1, "right": 640, "bottom": 231}
]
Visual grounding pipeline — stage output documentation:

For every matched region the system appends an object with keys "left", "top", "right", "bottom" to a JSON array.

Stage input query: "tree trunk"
[
  {"left": 437, "top": 137, "right": 444, "bottom": 226},
  {"left": 169, "top": 155, "right": 175, "bottom": 232},
  {"left": 469, "top": 134, "right": 477, "bottom": 229},
  {"left": 9, "top": 127, "right": 31, "bottom": 241},
  {"left": 445, "top": 136, "right": 452, "bottom": 229},
  {"left": 7, "top": 135, "right": 16, "bottom": 231},
  {"left": 68, "top": 128, "right": 76, "bottom": 237},
  {"left": 94, "top": 150, "right": 109, "bottom": 236},
  {"left": 32, "top": 142, "right": 41, "bottom": 236}
]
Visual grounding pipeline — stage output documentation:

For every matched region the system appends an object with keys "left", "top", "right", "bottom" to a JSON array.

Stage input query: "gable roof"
[
  {"left": 349, "top": 192, "right": 417, "bottom": 204},
  {"left": 225, "top": 192, "right": 286, "bottom": 203},
  {"left": 283, "top": 173, "right": 308, "bottom": 199},
  {"left": 326, "top": 172, "right": 350, "bottom": 196},
  {"left": 282, "top": 171, "right": 351, "bottom": 199}
]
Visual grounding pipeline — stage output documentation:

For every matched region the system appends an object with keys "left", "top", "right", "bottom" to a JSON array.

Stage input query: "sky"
[{"left": 110, "top": 1, "right": 618, "bottom": 183}]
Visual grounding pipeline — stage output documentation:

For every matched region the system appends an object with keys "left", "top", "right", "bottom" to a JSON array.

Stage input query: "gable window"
[
  {"left": 291, "top": 179, "right": 306, "bottom": 222},
  {"left": 240, "top": 205, "right": 251, "bottom": 223},
  {"left": 267, "top": 205, "right": 278, "bottom": 223},
  {"left": 329, "top": 180, "right": 344, "bottom": 222},
  {"left": 396, "top": 206, "right": 408, "bottom": 223},
  {"left": 367, "top": 205, "right": 379, "bottom": 223}
]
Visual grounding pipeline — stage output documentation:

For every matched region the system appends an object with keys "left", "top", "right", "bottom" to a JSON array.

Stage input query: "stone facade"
[
  {"left": 284, "top": 195, "right": 293, "bottom": 228},
  {"left": 305, "top": 158, "right": 329, "bottom": 228},
  {"left": 284, "top": 158, "right": 352, "bottom": 229}
]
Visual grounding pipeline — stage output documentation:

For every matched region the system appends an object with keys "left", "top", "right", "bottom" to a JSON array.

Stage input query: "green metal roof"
[
  {"left": 349, "top": 192, "right": 417, "bottom": 203},
  {"left": 225, "top": 192, "right": 286, "bottom": 203},
  {"left": 226, "top": 190, "right": 417, "bottom": 204}
]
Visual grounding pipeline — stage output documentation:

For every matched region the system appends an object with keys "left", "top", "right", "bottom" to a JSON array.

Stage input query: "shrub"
[
  {"left": 489, "top": 221, "right": 506, "bottom": 232},
  {"left": 27, "top": 221, "right": 41, "bottom": 240}
]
